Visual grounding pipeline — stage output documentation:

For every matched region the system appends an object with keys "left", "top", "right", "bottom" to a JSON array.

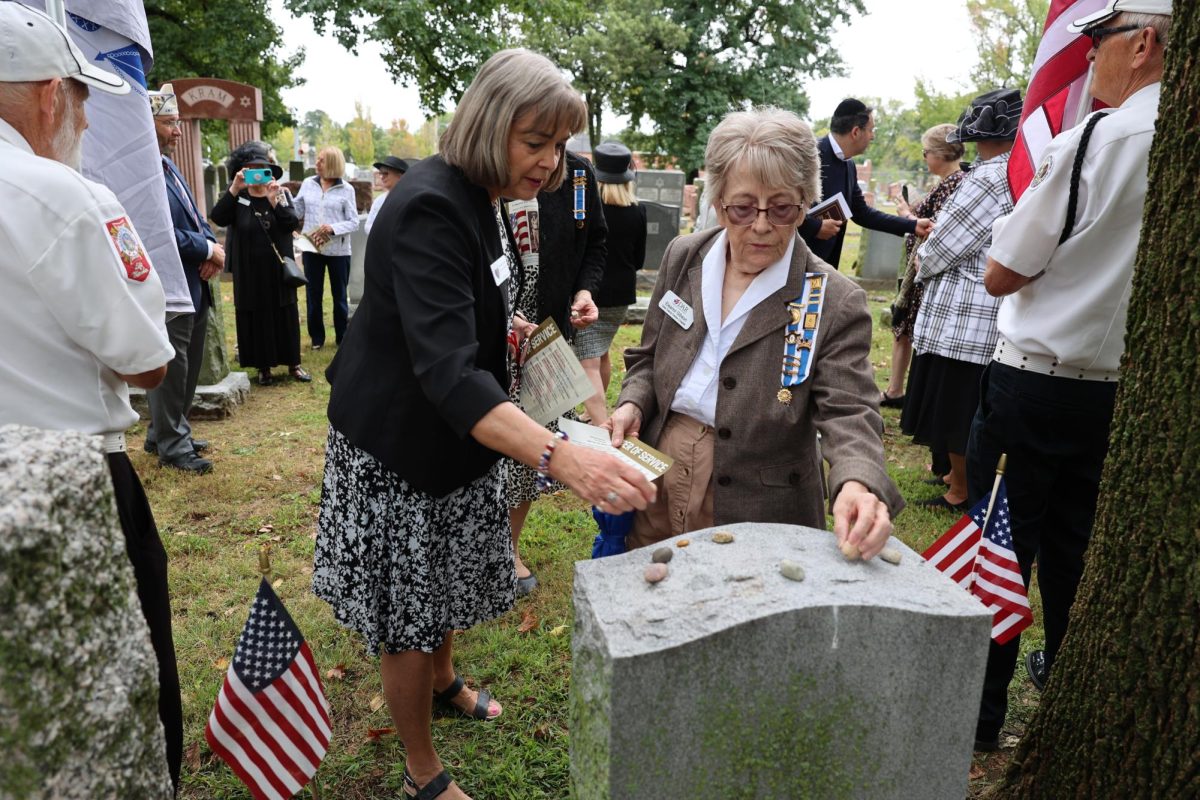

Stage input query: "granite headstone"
[
  {"left": 0, "top": 426, "right": 172, "bottom": 799},
  {"left": 571, "top": 522, "right": 991, "bottom": 800}
]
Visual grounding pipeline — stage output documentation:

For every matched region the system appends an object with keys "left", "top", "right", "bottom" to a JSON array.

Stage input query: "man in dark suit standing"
[
  {"left": 144, "top": 84, "right": 223, "bottom": 472},
  {"left": 799, "top": 98, "right": 933, "bottom": 269}
]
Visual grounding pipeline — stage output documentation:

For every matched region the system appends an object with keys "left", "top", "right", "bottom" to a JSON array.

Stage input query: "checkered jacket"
[{"left": 913, "top": 153, "right": 1013, "bottom": 364}]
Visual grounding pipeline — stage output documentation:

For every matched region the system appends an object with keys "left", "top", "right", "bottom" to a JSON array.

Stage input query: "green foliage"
[
  {"left": 145, "top": 0, "right": 303, "bottom": 153},
  {"left": 628, "top": 0, "right": 866, "bottom": 179},
  {"left": 345, "top": 101, "right": 376, "bottom": 166},
  {"left": 967, "top": 0, "right": 1051, "bottom": 92}
]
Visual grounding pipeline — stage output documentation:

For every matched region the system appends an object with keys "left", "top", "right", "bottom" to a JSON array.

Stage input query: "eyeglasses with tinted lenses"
[
  {"left": 1087, "top": 24, "right": 1140, "bottom": 49},
  {"left": 721, "top": 203, "right": 804, "bottom": 226}
]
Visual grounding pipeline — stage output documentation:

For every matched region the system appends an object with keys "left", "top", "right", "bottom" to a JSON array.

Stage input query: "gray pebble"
[
  {"left": 712, "top": 531, "right": 735, "bottom": 544},
  {"left": 779, "top": 560, "right": 806, "bottom": 582},
  {"left": 880, "top": 547, "right": 902, "bottom": 566},
  {"left": 652, "top": 547, "right": 673, "bottom": 564},
  {"left": 644, "top": 563, "right": 668, "bottom": 584}
]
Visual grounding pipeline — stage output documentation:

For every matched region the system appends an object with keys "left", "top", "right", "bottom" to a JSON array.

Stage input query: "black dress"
[{"left": 210, "top": 190, "right": 302, "bottom": 370}]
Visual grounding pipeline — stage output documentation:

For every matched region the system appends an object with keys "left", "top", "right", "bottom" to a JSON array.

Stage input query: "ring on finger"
[{"left": 605, "top": 491, "right": 619, "bottom": 504}]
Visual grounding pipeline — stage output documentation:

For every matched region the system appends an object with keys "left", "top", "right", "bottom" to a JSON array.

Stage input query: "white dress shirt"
[
  {"left": 990, "top": 83, "right": 1160, "bottom": 373},
  {"left": 670, "top": 230, "right": 793, "bottom": 426},
  {"left": 0, "top": 119, "right": 173, "bottom": 438}
]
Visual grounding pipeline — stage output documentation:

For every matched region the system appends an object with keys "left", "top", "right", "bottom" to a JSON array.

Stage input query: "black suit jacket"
[
  {"left": 799, "top": 135, "right": 916, "bottom": 269},
  {"left": 326, "top": 156, "right": 513, "bottom": 497},
  {"left": 162, "top": 155, "right": 216, "bottom": 312}
]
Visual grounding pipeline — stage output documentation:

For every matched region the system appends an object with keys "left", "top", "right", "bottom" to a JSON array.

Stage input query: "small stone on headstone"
[
  {"left": 651, "top": 547, "right": 673, "bottom": 564},
  {"left": 840, "top": 540, "right": 862, "bottom": 561},
  {"left": 712, "top": 531, "right": 735, "bottom": 544},
  {"left": 644, "top": 563, "right": 668, "bottom": 584},
  {"left": 880, "top": 548, "right": 902, "bottom": 566},
  {"left": 780, "top": 560, "right": 806, "bottom": 582},
  {"left": 676, "top": 539, "right": 690, "bottom": 547}
]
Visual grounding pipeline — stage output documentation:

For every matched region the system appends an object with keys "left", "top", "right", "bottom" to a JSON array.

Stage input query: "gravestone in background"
[
  {"left": 347, "top": 213, "right": 370, "bottom": 316},
  {"left": 641, "top": 201, "right": 680, "bottom": 272},
  {"left": 571, "top": 522, "right": 991, "bottom": 800},
  {"left": 289, "top": 160, "right": 306, "bottom": 182},
  {"left": 635, "top": 169, "right": 686, "bottom": 208},
  {"left": 857, "top": 227, "right": 906, "bottom": 288},
  {"left": 0, "top": 425, "right": 172, "bottom": 799}
]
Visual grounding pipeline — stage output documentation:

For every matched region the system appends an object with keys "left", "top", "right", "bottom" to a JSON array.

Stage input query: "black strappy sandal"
[
  {"left": 432, "top": 674, "right": 499, "bottom": 721},
  {"left": 403, "top": 768, "right": 453, "bottom": 799}
]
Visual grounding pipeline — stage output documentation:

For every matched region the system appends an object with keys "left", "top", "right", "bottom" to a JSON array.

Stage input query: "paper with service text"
[
  {"left": 519, "top": 318, "right": 594, "bottom": 425},
  {"left": 557, "top": 418, "right": 674, "bottom": 482}
]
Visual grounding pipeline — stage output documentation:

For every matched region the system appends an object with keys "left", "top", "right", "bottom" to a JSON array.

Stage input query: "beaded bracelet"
[{"left": 535, "top": 431, "right": 568, "bottom": 491}]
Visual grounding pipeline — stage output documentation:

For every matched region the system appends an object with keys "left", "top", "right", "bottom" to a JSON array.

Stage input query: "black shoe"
[
  {"left": 917, "top": 495, "right": 968, "bottom": 513},
  {"left": 923, "top": 475, "right": 949, "bottom": 486},
  {"left": 289, "top": 366, "right": 312, "bottom": 383},
  {"left": 1026, "top": 649, "right": 1048, "bottom": 691},
  {"left": 974, "top": 734, "right": 1000, "bottom": 752},
  {"left": 516, "top": 572, "right": 539, "bottom": 598},
  {"left": 257, "top": 370, "right": 276, "bottom": 386},
  {"left": 144, "top": 438, "right": 209, "bottom": 456},
  {"left": 161, "top": 452, "right": 213, "bottom": 474},
  {"left": 880, "top": 391, "right": 905, "bottom": 408}
]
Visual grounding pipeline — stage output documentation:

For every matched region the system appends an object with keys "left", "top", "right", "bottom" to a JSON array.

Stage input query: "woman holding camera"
[{"left": 210, "top": 140, "right": 310, "bottom": 386}]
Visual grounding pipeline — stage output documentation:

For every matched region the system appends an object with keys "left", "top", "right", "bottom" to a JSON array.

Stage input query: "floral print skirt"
[{"left": 313, "top": 427, "right": 515, "bottom": 654}]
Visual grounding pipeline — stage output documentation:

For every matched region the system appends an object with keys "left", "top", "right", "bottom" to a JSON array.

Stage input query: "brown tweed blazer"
[{"left": 617, "top": 227, "right": 904, "bottom": 529}]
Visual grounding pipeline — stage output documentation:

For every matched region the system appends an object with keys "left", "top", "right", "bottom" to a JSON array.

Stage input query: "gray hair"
[
  {"left": 704, "top": 107, "right": 821, "bottom": 210},
  {"left": 440, "top": 49, "right": 586, "bottom": 194},
  {"left": 922, "top": 123, "right": 964, "bottom": 163},
  {"left": 1120, "top": 12, "right": 1172, "bottom": 49}
]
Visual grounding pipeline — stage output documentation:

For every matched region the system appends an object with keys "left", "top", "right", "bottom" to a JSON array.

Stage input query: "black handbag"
[{"left": 254, "top": 206, "right": 307, "bottom": 289}]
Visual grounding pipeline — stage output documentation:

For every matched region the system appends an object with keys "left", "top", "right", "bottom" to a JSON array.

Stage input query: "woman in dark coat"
[{"left": 210, "top": 141, "right": 310, "bottom": 385}]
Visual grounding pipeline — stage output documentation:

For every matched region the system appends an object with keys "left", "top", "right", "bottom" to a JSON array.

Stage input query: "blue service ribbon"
[
  {"left": 573, "top": 170, "right": 586, "bottom": 222},
  {"left": 781, "top": 273, "right": 827, "bottom": 388}
]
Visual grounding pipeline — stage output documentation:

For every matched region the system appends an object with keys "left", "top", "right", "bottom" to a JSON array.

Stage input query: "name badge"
[
  {"left": 237, "top": 197, "right": 251, "bottom": 206},
  {"left": 490, "top": 254, "right": 511, "bottom": 286},
  {"left": 659, "top": 290, "right": 694, "bottom": 330}
]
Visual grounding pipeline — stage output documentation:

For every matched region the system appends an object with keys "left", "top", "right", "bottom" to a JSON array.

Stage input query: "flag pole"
[{"left": 981, "top": 453, "right": 1007, "bottom": 531}]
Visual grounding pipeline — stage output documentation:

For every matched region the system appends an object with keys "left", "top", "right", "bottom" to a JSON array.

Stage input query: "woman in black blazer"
[{"left": 313, "top": 49, "right": 654, "bottom": 800}]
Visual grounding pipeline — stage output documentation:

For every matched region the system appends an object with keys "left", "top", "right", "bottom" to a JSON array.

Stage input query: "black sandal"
[
  {"left": 257, "top": 369, "right": 275, "bottom": 386},
  {"left": 289, "top": 365, "right": 312, "bottom": 383},
  {"left": 403, "top": 768, "right": 453, "bottom": 799},
  {"left": 433, "top": 674, "right": 499, "bottom": 721}
]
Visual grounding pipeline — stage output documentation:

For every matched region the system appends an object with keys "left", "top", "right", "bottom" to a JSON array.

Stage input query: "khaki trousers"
[{"left": 627, "top": 412, "right": 715, "bottom": 550}]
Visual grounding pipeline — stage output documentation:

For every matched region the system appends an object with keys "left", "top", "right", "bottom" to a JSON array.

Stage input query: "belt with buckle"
[{"left": 992, "top": 337, "right": 1119, "bottom": 382}]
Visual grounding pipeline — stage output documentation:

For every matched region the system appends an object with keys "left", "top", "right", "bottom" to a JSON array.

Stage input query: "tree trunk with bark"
[{"left": 989, "top": 5, "right": 1200, "bottom": 797}]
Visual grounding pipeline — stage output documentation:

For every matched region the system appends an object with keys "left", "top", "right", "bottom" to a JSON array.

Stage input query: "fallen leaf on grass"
[
  {"left": 271, "top": 474, "right": 283, "bottom": 482},
  {"left": 548, "top": 624, "right": 569, "bottom": 637},
  {"left": 272, "top": 578, "right": 283, "bottom": 589},
  {"left": 213, "top": 657, "right": 229, "bottom": 670},
  {"left": 324, "top": 664, "right": 346, "bottom": 681},
  {"left": 968, "top": 763, "right": 985, "bottom": 780},
  {"left": 517, "top": 611, "right": 538, "bottom": 633},
  {"left": 258, "top": 524, "right": 274, "bottom": 533},
  {"left": 365, "top": 727, "right": 395, "bottom": 741},
  {"left": 184, "top": 741, "right": 202, "bottom": 771},
  {"left": 532, "top": 723, "right": 553, "bottom": 741},
  {"left": 369, "top": 693, "right": 386, "bottom": 713},
  {"left": 223, "top": 606, "right": 238, "bottom": 617}
]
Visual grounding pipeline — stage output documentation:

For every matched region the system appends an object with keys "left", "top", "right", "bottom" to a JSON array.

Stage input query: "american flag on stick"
[
  {"left": 205, "top": 578, "right": 331, "bottom": 800},
  {"left": 922, "top": 475, "right": 1033, "bottom": 645},
  {"left": 1008, "top": 0, "right": 1110, "bottom": 201}
]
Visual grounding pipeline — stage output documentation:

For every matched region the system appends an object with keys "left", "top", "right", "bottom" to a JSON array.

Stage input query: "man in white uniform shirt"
[
  {"left": 0, "top": 3, "right": 181, "bottom": 788},
  {"left": 965, "top": 0, "right": 1171, "bottom": 752}
]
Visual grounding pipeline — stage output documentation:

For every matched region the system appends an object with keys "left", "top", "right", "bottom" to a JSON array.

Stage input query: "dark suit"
[
  {"left": 146, "top": 156, "right": 217, "bottom": 462},
  {"left": 326, "top": 156, "right": 513, "bottom": 497},
  {"left": 799, "top": 135, "right": 916, "bottom": 270}
]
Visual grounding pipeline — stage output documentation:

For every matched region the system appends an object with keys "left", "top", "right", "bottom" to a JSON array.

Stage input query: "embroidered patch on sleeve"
[
  {"left": 104, "top": 216, "right": 152, "bottom": 282},
  {"left": 1029, "top": 155, "right": 1054, "bottom": 190}
]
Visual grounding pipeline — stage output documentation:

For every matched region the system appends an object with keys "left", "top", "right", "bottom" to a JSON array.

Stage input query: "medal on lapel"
[
  {"left": 573, "top": 170, "right": 586, "bottom": 228},
  {"left": 778, "top": 273, "right": 827, "bottom": 405}
]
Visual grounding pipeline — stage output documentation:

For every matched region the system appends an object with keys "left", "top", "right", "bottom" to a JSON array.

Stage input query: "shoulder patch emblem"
[
  {"left": 1029, "top": 155, "right": 1054, "bottom": 190},
  {"left": 104, "top": 216, "right": 152, "bottom": 282}
]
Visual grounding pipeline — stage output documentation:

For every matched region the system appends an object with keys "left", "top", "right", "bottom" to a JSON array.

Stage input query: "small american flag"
[
  {"left": 922, "top": 480, "right": 1033, "bottom": 644},
  {"left": 1008, "top": 0, "right": 1110, "bottom": 201},
  {"left": 205, "top": 579, "right": 331, "bottom": 800}
]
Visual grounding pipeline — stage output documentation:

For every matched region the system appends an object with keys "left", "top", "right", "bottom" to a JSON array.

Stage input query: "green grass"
[{"left": 151, "top": 283, "right": 1041, "bottom": 797}]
